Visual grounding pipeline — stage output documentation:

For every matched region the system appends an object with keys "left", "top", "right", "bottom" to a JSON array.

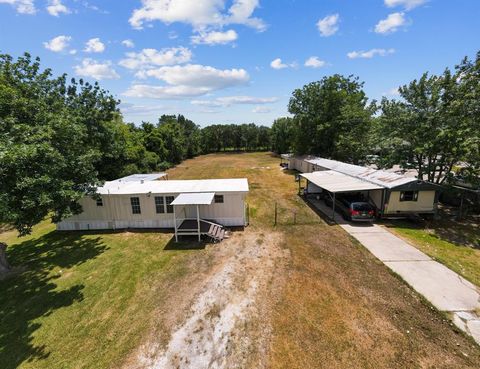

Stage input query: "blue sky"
[{"left": 1, "top": 0, "right": 479, "bottom": 127}]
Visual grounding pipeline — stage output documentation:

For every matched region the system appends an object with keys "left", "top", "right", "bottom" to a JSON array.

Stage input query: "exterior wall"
[
  {"left": 57, "top": 192, "right": 246, "bottom": 230},
  {"left": 369, "top": 189, "right": 384, "bottom": 210},
  {"left": 385, "top": 190, "right": 436, "bottom": 214},
  {"left": 289, "top": 158, "right": 319, "bottom": 173}
]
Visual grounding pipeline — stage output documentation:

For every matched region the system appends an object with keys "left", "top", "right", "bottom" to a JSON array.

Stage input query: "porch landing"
[{"left": 177, "top": 219, "right": 226, "bottom": 242}]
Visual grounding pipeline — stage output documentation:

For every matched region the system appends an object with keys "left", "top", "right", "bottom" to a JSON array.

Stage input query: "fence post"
[{"left": 274, "top": 202, "right": 277, "bottom": 226}]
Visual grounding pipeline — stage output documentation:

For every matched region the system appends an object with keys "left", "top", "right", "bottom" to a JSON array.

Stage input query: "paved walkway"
[
  {"left": 305, "top": 197, "right": 480, "bottom": 344},
  {"left": 339, "top": 221, "right": 480, "bottom": 344}
]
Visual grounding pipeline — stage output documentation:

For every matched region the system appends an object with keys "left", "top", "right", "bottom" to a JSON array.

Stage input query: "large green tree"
[
  {"left": 0, "top": 53, "right": 120, "bottom": 273},
  {"left": 377, "top": 53, "right": 480, "bottom": 184},
  {"left": 271, "top": 117, "right": 294, "bottom": 154},
  {"left": 288, "top": 74, "right": 374, "bottom": 163}
]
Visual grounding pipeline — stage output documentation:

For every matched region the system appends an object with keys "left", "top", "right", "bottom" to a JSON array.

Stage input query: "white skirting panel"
[{"left": 56, "top": 216, "right": 245, "bottom": 231}]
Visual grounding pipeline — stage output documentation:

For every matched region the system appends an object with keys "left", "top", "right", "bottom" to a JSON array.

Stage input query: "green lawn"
[
  {"left": 383, "top": 219, "right": 480, "bottom": 287},
  {"left": 0, "top": 220, "right": 211, "bottom": 369}
]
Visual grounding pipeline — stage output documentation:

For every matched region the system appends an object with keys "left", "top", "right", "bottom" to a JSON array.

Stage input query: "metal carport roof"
[
  {"left": 300, "top": 171, "right": 384, "bottom": 193},
  {"left": 170, "top": 192, "right": 215, "bottom": 205}
]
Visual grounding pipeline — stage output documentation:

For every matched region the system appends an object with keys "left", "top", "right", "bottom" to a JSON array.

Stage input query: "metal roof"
[
  {"left": 98, "top": 178, "right": 249, "bottom": 195},
  {"left": 170, "top": 192, "right": 215, "bottom": 205},
  {"left": 300, "top": 171, "right": 384, "bottom": 193},
  {"left": 109, "top": 173, "right": 167, "bottom": 183},
  {"left": 305, "top": 157, "right": 418, "bottom": 189}
]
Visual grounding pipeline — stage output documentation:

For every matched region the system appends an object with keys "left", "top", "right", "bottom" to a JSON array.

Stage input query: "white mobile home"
[
  {"left": 57, "top": 174, "right": 249, "bottom": 241},
  {"left": 288, "top": 156, "right": 439, "bottom": 217}
]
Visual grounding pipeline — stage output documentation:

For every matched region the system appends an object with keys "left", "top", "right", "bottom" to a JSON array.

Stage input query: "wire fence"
[{"left": 271, "top": 201, "right": 325, "bottom": 226}]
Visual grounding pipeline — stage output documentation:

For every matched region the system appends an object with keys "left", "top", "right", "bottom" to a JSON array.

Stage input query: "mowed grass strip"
[
  {"left": 1, "top": 152, "right": 479, "bottom": 369},
  {"left": 384, "top": 219, "right": 480, "bottom": 288}
]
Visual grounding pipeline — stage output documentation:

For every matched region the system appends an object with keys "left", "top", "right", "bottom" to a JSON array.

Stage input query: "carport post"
[
  {"left": 332, "top": 192, "right": 336, "bottom": 221},
  {"left": 196, "top": 205, "right": 201, "bottom": 242},
  {"left": 173, "top": 205, "right": 178, "bottom": 242}
]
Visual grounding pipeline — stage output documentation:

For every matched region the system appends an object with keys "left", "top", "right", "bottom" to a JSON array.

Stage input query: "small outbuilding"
[{"left": 57, "top": 174, "right": 249, "bottom": 241}]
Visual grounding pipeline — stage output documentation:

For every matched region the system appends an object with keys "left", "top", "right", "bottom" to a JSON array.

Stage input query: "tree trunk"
[{"left": 0, "top": 242, "right": 11, "bottom": 275}]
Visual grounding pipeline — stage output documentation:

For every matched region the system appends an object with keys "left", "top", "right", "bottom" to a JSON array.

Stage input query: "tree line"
[{"left": 271, "top": 52, "right": 480, "bottom": 187}]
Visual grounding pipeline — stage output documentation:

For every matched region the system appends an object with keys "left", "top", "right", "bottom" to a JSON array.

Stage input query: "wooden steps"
[{"left": 205, "top": 221, "right": 225, "bottom": 242}]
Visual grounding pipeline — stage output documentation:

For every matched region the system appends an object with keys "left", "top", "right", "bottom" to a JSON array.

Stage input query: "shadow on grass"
[
  {"left": 163, "top": 236, "right": 207, "bottom": 250},
  {"left": 382, "top": 218, "right": 480, "bottom": 249},
  {"left": 0, "top": 231, "right": 108, "bottom": 369}
]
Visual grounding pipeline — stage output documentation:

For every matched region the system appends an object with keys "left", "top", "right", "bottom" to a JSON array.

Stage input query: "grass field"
[
  {"left": 1, "top": 152, "right": 479, "bottom": 369},
  {"left": 383, "top": 218, "right": 480, "bottom": 287}
]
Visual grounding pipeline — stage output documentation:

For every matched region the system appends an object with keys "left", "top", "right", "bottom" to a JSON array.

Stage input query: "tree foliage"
[
  {"left": 200, "top": 123, "right": 271, "bottom": 153},
  {"left": 0, "top": 53, "right": 119, "bottom": 235},
  {"left": 287, "top": 74, "right": 375, "bottom": 163},
  {"left": 377, "top": 53, "right": 480, "bottom": 184},
  {"left": 270, "top": 117, "right": 294, "bottom": 154}
]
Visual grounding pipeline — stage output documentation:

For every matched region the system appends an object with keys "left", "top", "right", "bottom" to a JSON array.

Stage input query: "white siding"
[{"left": 57, "top": 192, "right": 246, "bottom": 230}]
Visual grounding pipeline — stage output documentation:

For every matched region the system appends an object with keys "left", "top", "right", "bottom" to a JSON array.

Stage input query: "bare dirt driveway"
[{"left": 124, "top": 152, "right": 480, "bottom": 369}]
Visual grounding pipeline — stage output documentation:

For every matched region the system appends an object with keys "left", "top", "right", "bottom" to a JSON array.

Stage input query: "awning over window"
[
  {"left": 170, "top": 192, "right": 215, "bottom": 205},
  {"left": 300, "top": 171, "right": 384, "bottom": 193}
]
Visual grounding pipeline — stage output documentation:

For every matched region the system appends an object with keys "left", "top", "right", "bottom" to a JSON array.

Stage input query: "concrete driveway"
[{"left": 339, "top": 221, "right": 480, "bottom": 344}]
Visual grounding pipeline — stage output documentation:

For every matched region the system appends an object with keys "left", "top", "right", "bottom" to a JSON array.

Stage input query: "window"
[
  {"left": 165, "top": 196, "right": 174, "bottom": 213},
  {"left": 214, "top": 195, "right": 224, "bottom": 204},
  {"left": 130, "top": 197, "right": 141, "bottom": 214},
  {"left": 400, "top": 191, "right": 418, "bottom": 202},
  {"left": 96, "top": 198, "right": 103, "bottom": 207},
  {"left": 155, "top": 196, "right": 165, "bottom": 214}
]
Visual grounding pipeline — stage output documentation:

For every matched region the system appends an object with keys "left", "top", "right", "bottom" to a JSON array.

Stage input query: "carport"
[{"left": 299, "top": 171, "right": 384, "bottom": 221}]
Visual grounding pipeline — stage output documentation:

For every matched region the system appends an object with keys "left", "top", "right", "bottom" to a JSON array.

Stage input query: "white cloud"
[
  {"left": 138, "top": 64, "right": 249, "bottom": 87},
  {"left": 84, "top": 38, "right": 106, "bottom": 53},
  {"left": 124, "top": 64, "right": 249, "bottom": 99},
  {"left": 317, "top": 13, "right": 339, "bottom": 37},
  {"left": 121, "top": 39, "right": 135, "bottom": 48},
  {"left": 270, "top": 58, "right": 287, "bottom": 69},
  {"left": 347, "top": 48, "right": 395, "bottom": 59},
  {"left": 191, "top": 29, "right": 238, "bottom": 45},
  {"left": 384, "top": 87, "right": 400, "bottom": 96},
  {"left": 375, "top": 12, "right": 407, "bottom": 34},
  {"left": 304, "top": 56, "right": 326, "bottom": 68},
  {"left": 384, "top": 0, "right": 426, "bottom": 10},
  {"left": 270, "top": 58, "right": 297, "bottom": 70},
  {"left": 124, "top": 85, "right": 212, "bottom": 99},
  {"left": 43, "top": 35, "right": 71, "bottom": 52},
  {"left": 46, "top": 0, "right": 69, "bottom": 16},
  {"left": 252, "top": 106, "right": 271, "bottom": 113},
  {"left": 0, "top": 0, "right": 35, "bottom": 14},
  {"left": 191, "top": 95, "right": 278, "bottom": 107},
  {"left": 119, "top": 47, "right": 192, "bottom": 69},
  {"left": 120, "top": 102, "right": 166, "bottom": 115},
  {"left": 74, "top": 59, "right": 120, "bottom": 80},
  {"left": 129, "top": 0, "right": 266, "bottom": 31}
]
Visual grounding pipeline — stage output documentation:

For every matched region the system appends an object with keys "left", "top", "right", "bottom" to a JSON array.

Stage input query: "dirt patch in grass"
[{"left": 128, "top": 230, "right": 289, "bottom": 369}]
